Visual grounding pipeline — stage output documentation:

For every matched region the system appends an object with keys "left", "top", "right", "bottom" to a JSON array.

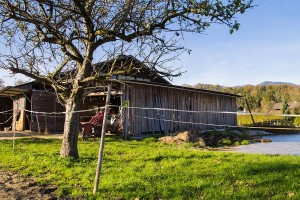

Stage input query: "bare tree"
[{"left": 0, "top": 0, "right": 253, "bottom": 158}]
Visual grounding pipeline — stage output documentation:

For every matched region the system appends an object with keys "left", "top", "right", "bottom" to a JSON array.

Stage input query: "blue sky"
[
  {"left": 171, "top": 0, "right": 300, "bottom": 86},
  {"left": 1, "top": 1, "right": 300, "bottom": 87}
]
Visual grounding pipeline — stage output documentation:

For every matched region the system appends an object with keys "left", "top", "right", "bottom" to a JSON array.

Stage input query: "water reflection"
[{"left": 231, "top": 133, "right": 300, "bottom": 155}]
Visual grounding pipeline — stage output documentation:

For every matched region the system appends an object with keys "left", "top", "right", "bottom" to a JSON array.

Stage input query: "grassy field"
[
  {"left": 238, "top": 115, "right": 300, "bottom": 127},
  {"left": 1, "top": 137, "right": 300, "bottom": 199}
]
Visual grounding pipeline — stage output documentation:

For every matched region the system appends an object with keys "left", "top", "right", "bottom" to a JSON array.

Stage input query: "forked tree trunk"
[{"left": 60, "top": 92, "right": 82, "bottom": 158}]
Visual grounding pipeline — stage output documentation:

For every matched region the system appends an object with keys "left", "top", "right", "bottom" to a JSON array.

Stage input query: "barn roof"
[
  {"left": 92, "top": 55, "right": 171, "bottom": 85},
  {"left": 0, "top": 56, "right": 241, "bottom": 98},
  {"left": 111, "top": 80, "right": 242, "bottom": 98},
  {"left": 0, "top": 86, "right": 30, "bottom": 97}
]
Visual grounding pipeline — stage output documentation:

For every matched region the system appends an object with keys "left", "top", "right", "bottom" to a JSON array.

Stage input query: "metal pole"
[{"left": 93, "top": 82, "right": 112, "bottom": 194}]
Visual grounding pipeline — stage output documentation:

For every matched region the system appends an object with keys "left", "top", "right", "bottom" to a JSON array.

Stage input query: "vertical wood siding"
[
  {"left": 124, "top": 84, "right": 237, "bottom": 135},
  {"left": 31, "top": 91, "right": 65, "bottom": 133}
]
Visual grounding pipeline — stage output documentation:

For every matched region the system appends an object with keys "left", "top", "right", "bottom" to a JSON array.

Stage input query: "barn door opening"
[
  {"left": 13, "top": 97, "right": 26, "bottom": 131},
  {"left": 25, "top": 96, "right": 31, "bottom": 131}
]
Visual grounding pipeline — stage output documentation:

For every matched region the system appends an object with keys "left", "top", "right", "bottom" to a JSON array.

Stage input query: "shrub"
[
  {"left": 233, "top": 141, "right": 240, "bottom": 146},
  {"left": 220, "top": 139, "right": 232, "bottom": 146},
  {"left": 240, "top": 140, "right": 250, "bottom": 145},
  {"left": 294, "top": 117, "right": 300, "bottom": 127}
]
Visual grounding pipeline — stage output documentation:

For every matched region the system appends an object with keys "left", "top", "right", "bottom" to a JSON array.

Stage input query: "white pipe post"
[{"left": 93, "top": 82, "right": 112, "bottom": 194}]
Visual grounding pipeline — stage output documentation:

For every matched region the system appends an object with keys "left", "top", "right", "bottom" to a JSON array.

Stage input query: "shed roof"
[
  {"left": 112, "top": 80, "right": 242, "bottom": 98},
  {"left": 0, "top": 86, "right": 30, "bottom": 97},
  {"left": 92, "top": 55, "right": 171, "bottom": 85}
]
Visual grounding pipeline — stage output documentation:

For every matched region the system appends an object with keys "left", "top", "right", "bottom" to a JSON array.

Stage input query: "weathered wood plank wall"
[
  {"left": 31, "top": 91, "right": 65, "bottom": 133},
  {"left": 123, "top": 84, "right": 237, "bottom": 135}
]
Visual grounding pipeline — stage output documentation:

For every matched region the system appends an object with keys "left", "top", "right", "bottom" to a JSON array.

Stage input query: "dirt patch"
[{"left": 0, "top": 170, "right": 58, "bottom": 200}]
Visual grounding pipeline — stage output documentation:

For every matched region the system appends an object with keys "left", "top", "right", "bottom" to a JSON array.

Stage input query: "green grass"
[
  {"left": 237, "top": 115, "right": 300, "bottom": 127},
  {"left": 238, "top": 115, "right": 283, "bottom": 126},
  {"left": 1, "top": 137, "right": 300, "bottom": 199}
]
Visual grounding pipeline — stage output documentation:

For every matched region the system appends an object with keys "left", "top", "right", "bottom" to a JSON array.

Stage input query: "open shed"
[{"left": 0, "top": 82, "right": 65, "bottom": 133}]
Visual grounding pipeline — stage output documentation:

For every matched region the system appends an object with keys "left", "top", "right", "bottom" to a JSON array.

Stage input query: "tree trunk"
[
  {"left": 59, "top": 47, "right": 93, "bottom": 158},
  {"left": 60, "top": 91, "right": 82, "bottom": 158}
]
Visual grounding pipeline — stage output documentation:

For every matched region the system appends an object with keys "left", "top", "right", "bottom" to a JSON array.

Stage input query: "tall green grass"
[
  {"left": 237, "top": 115, "right": 300, "bottom": 127},
  {"left": 1, "top": 137, "right": 300, "bottom": 199}
]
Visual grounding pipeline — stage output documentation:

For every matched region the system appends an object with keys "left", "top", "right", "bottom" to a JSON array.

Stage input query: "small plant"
[
  {"left": 56, "top": 186, "right": 72, "bottom": 197},
  {"left": 220, "top": 139, "right": 232, "bottom": 146},
  {"left": 233, "top": 141, "right": 240, "bottom": 146},
  {"left": 294, "top": 117, "right": 300, "bottom": 127},
  {"left": 121, "top": 100, "right": 129, "bottom": 109},
  {"left": 240, "top": 140, "right": 250, "bottom": 145}
]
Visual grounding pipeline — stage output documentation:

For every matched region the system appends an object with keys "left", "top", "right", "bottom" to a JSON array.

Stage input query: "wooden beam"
[{"left": 244, "top": 98, "right": 256, "bottom": 126}]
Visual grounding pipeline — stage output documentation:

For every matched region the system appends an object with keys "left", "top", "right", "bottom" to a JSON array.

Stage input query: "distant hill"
[
  {"left": 233, "top": 84, "right": 254, "bottom": 88},
  {"left": 233, "top": 81, "right": 297, "bottom": 88},
  {"left": 258, "top": 81, "right": 296, "bottom": 86}
]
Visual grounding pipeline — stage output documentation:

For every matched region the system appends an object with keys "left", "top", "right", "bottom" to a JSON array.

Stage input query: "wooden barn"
[
  {"left": 0, "top": 82, "right": 65, "bottom": 133},
  {"left": 0, "top": 55, "right": 240, "bottom": 135},
  {"left": 120, "top": 81, "right": 239, "bottom": 136}
]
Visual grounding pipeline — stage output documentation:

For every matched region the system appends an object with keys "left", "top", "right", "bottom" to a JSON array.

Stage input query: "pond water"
[{"left": 231, "top": 133, "right": 300, "bottom": 156}]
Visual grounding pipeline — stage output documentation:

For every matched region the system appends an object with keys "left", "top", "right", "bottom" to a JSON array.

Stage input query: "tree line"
[{"left": 184, "top": 83, "right": 300, "bottom": 114}]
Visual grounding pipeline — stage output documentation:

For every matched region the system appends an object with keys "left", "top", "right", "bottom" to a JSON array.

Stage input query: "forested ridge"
[{"left": 184, "top": 83, "right": 300, "bottom": 114}]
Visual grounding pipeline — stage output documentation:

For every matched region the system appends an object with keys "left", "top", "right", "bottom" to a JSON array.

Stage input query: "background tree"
[
  {"left": 186, "top": 83, "right": 300, "bottom": 113},
  {"left": 0, "top": 0, "right": 253, "bottom": 158},
  {"left": 282, "top": 97, "right": 294, "bottom": 123},
  {"left": 282, "top": 98, "right": 289, "bottom": 114}
]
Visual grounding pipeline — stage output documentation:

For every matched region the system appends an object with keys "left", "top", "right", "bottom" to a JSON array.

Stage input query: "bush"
[
  {"left": 294, "top": 117, "right": 300, "bottom": 127},
  {"left": 240, "top": 140, "right": 250, "bottom": 145},
  {"left": 220, "top": 139, "right": 232, "bottom": 146},
  {"left": 233, "top": 141, "right": 240, "bottom": 146}
]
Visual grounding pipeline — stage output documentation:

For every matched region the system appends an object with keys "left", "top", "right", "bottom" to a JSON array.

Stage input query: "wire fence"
[{"left": 1, "top": 106, "right": 300, "bottom": 130}]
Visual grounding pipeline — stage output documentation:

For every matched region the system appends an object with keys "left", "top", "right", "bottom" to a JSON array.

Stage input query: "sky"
[
  {"left": 1, "top": 0, "right": 300, "bottom": 87},
  {"left": 171, "top": 0, "right": 300, "bottom": 87}
]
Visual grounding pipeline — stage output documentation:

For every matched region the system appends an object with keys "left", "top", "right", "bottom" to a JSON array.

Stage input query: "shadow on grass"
[
  {"left": 244, "top": 161, "right": 300, "bottom": 176},
  {"left": 16, "top": 137, "right": 61, "bottom": 144}
]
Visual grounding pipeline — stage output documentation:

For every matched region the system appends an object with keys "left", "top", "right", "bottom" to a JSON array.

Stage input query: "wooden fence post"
[{"left": 244, "top": 98, "right": 256, "bottom": 126}]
